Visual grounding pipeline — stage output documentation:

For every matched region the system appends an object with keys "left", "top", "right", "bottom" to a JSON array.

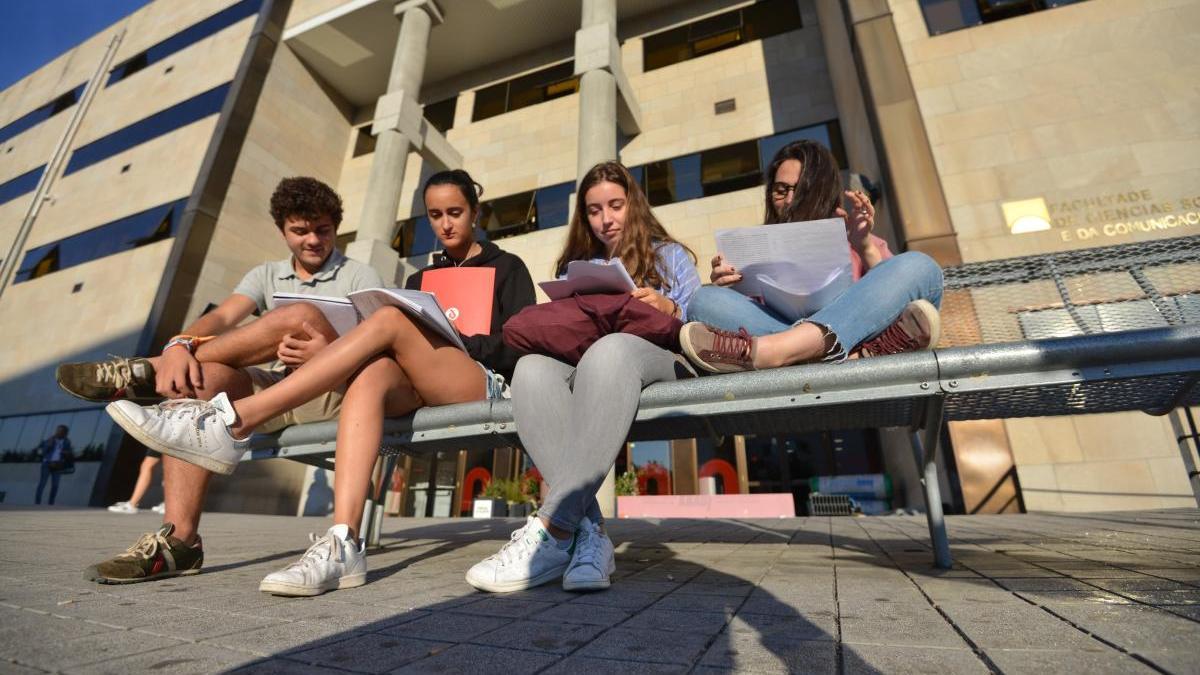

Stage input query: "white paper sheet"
[
  {"left": 714, "top": 218, "right": 852, "bottom": 319},
  {"left": 346, "top": 288, "right": 467, "bottom": 352},
  {"left": 538, "top": 258, "right": 637, "bottom": 300},
  {"left": 271, "top": 292, "right": 360, "bottom": 336}
]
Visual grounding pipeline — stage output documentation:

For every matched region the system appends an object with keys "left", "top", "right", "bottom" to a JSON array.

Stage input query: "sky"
[{"left": 0, "top": 0, "right": 152, "bottom": 92}]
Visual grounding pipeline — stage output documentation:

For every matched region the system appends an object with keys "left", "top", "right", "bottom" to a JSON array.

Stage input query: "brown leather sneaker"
[
  {"left": 857, "top": 300, "right": 940, "bottom": 358},
  {"left": 679, "top": 323, "right": 756, "bottom": 374},
  {"left": 57, "top": 355, "right": 157, "bottom": 402}
]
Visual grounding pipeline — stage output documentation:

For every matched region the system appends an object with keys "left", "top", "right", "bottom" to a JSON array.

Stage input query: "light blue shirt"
[{"left": 579, "top": 242, "right": 701, "bottom": 317}]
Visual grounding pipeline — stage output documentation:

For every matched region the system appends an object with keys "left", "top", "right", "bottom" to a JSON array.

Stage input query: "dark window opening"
[
  {"left": 64, "top": 82, "right": 231, "bottom": 176},
  {"left": 0, "top": 165, "right": 46, "bottom": 207},
  {"left": 919, "top": 0, "right": 1088, "bottom": 36},
  {"left": 352, "top": 126, "right": 376, "bottom": 157},
  {"left": 701, "top": 140, "right": 762, "bottom": 197},
  {"left": 643, "top": 0, "right": 802, "bottom": 72},
  {"left": 14, "top": 199, "right": 187, "bottom": 284},
  {"left": 472, "top": 61, "right": 580, "bottom": 122},
  {"left": 391, "top": 215, "right": 437, "bottom": 258},
  {"left": 479, "top": 191, "right": 537, "bottom": 240},
  {"left": 534, "top": 182, "right": 574, "bottom": 231},
  {"left": 0, "top": 83, "right": 86, "bottom": 145},
  {"left": 107, "top": 0, "right": 264, "bottom": 86},
  {"left": 423, "top": 97, "right": 456, "bottom": 134}
]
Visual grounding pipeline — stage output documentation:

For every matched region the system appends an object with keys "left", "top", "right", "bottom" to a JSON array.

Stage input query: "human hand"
[
  {"left": 156, "top": 345, "right": 202, "bottom": 398},
  {"left": 710, "top": 253, "right": 743, "bottom": 287},
  {"left": 631, "top": 287, "right": 677, "bottom": 316},
  {"left": 277, "top": 321, "right": 330, "bottom": 367},
  {"left": 837, "top": 189, "right": 875, "bottom": 252}
]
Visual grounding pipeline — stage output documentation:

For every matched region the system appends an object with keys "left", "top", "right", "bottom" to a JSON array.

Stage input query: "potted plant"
[
  {"left": 614, "top": 470, "right": 638, "bottom": 518},
  {"left": 503, "top": 478, "right": 533, "bottom": 518},
  {"left": 473, "top": 479, "right": 509, "bottom": 518}
]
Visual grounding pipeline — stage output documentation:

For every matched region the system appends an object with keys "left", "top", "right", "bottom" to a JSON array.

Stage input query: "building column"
[
  {"left": 349, "top": 0, "right": 446, "bottom": 285},
  {"left": 574, "top": 0, "right": 640, "bottom": 182}
]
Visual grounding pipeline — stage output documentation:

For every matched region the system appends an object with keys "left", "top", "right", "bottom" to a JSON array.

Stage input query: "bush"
[
  {"left": 615, "top": 470, "right": 638, "bottom": 497},
  {"left": 480, "top": 478, "right": 535, "bottom": 505}
]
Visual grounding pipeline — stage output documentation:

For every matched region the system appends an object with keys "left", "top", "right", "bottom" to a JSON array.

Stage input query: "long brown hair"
[
  {"left": 555, "top": 161, "right": 695, "bottom": 291},
  {"left": 763, "top": 140, "right": 842, "bottom": 224}
]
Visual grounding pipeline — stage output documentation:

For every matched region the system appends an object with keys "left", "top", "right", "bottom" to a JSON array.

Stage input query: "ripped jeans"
[{"left": 686, "top": 251, "right": 944, "bottom": 360}]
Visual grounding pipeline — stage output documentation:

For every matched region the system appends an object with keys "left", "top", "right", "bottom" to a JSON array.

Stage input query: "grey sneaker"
[
  {"left": 106, "top": 392, "right": 247, "bottom": 475},
  {"left": 57, "top": 355, "right": 156, "bottom": 402}
]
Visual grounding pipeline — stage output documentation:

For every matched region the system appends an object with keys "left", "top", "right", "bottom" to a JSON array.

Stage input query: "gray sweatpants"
[{"left": 511, "top": 333, "right": 681, "bottom": 534}]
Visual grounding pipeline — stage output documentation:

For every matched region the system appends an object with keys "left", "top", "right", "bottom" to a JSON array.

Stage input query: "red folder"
[{"left": 420, "top": 267, "right": 496, "bottom": 336}]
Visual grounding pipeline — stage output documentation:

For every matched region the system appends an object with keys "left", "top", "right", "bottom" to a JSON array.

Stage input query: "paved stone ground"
[{"left": 1, "top": 507, "right": 1198, "bottom": 674}]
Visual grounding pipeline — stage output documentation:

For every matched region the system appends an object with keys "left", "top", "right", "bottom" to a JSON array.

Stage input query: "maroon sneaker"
[
  {"left": 679, "top": 323, "right": 756, "bottom": 374},
  {"left": 857, "top": 300, "right": 940, "bottom": 358}
]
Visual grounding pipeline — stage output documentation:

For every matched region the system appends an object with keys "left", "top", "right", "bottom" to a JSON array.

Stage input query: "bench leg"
[
  {"left": 911, "top": 395, "right": 952, "bottom": 569},
  {"left": 1167, "top": 408, "right": 1200, "bottom": 507},
  {"left": 360, "top": 454, "right": 399, "bottom": 549}
]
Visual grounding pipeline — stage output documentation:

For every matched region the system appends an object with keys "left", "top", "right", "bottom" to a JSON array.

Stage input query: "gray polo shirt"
[{"left": 232, "top": 249, "right": 385, "bottom": 313}]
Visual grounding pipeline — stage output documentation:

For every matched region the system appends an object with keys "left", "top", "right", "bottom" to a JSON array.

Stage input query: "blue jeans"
[
  {"left": 687, "top": 251, "right": 944, "bottom": 359},
  {"left": 36, "top": 462, "right": 61, "bottom": 504}
]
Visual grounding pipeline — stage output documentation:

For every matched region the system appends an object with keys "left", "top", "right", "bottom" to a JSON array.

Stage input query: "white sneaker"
[
  {"left": 563, "top": 517, "right": 616, "bottom": 591},
  {"left": 151, "top": 502, "right": 166, "bottom": 514},
  {"left": 259, "top": 524, "right": 366, "bottom": 597},
  {"left": 465, "top": 516, "right": 572, "bottom": 593},
  {"left": 106, "top": 393, "right": 247, "bottom": 475},
  {"left": 107, "top": 501, "right": 138, "bottom": 514}
]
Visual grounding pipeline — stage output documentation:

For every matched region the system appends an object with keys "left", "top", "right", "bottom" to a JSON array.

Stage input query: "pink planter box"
[{"left": 616, "top": 494, "right": 795, "bottom": 518}]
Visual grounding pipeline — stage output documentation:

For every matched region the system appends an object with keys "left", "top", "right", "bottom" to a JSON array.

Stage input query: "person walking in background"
[{"left": 35, "top": 425, "right": 74, "bottom": 505}]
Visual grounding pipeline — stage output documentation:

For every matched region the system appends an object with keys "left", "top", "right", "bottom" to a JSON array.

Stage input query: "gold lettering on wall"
[{"left": 1004, "top": 188, "right": 1200, "bottom": 242}]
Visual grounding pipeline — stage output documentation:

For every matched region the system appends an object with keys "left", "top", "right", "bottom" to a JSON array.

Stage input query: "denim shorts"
[{"left": 480, "top": 363, "right": 510, "bottom": 400}]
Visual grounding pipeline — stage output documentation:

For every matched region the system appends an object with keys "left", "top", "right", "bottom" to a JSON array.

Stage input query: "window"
[
  {"left": 0, "top": 83, "right": 86, "bottom": 145},
  {"left": 107, "top": 0, "right": 263, "bottom": 86},
  {"left": 14, "top": 198, "right": 187, "bottom": 283},
  {"left": 631, "top": 120, "right": 846, "bottom": 208},
  {"left": 643, "top": 0, "right": 802, "bottom": 72},
  {"left": 0, "top": 165, "right": 45, "bottom": 206},
  {"left": 918, "top": 0, "right": 1087, "bottom": 36},
  {"left": 701, "top": 140, "right": 762, "bottom": 197},
  {"left": 534, "top": 181, "right": 574, "bottom": 230},
  {"left": 391, "top": 215, "right": 437, "bottom": 258},
  {"left": 64, "top": 83, "right": 230, "bottom": 176},
  {"left": 472, "top": 61, "right": 581, "bottom": 122},
  {"left": 479, "top": 191, "right": 538, "bottom": 240},
  {"left": 391, "top": 181, "right": 575, "bottom": 256},
  {"left": 424, "top": 97, "right": 456, "bottom": 134},
  {"left": 352, "top": 126, "right": 376, "bottom": 157}
]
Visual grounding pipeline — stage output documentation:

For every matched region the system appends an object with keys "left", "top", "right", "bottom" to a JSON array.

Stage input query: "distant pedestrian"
[{"left": 35, "top": 425, "right": 74, "bottom": 505}]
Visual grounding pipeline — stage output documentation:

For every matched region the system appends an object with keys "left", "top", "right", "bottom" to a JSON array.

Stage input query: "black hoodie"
[{"left": 404, "top": 240, "right": 536, "bottom": 380}]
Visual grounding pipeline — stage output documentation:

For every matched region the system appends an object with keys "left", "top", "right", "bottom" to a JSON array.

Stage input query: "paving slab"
[{"left": 1, "top": 507, "right": 1197, "bottom": 673}]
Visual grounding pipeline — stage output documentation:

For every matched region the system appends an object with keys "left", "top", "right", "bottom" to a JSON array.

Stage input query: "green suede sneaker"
[
  {"left": 84, "top": 523, "right": 203, "bottom": 584},
  {"left": 57, "top": 355, "right": 157, "bottom": 402}
]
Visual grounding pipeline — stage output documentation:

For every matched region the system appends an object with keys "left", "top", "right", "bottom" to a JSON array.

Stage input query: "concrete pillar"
[
  {"left": 348, "top": 0, "right": 439, "bottom": 285},
  {"left": 577, "top": 69, "right": 618, "bottom": 179},
  {"left": 575, "top": 0, "right": 618, "bottom": 181}
]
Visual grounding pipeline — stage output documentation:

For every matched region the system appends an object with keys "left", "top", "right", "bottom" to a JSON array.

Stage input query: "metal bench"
[{"left": 246, "top": 234, "right": 1200, "bottom": 568}]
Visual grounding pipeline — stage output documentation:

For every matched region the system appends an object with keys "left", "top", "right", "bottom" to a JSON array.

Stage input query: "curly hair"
[{"left": 269, "top": 177, "right": 343, "bottom": 229}]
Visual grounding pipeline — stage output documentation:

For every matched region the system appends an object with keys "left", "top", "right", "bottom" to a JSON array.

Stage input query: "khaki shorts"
[{"left": 243, "top": 365, "right": 344, "bottom": 434}]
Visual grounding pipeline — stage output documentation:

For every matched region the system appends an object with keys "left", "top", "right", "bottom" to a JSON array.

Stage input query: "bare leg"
[
  {"left": 162, "top": 362, "right": 254, "bottom": 544},
  {"left": 752, "top": 322, "right": 834, "bottom": 368},
  {"left": 231, "top": 306, "right": 485, "bottom": 436},
  {"left": 126, "top": 454, "right": 161, "bottom": 507},
  {"left": 333, "top": 357, "right": 423, "bottom": 539},
  {"left": 145, "top": 303, "right": 338, "bottom": 371}
]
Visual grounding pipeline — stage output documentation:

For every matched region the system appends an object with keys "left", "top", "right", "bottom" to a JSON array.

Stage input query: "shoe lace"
[
  {"left": 285, "top": 533, "right": 341, "bottom": 573},
  {"left": 860, "top": 321, "right": 919, "bottom": 358},
  {"left": 573, "top": 526, "right": 602, "bottom": 567},
  {"left": 151, "top": 399, "right": 213, "bottom": 421},
  {"left": 492, "top": 523, "right": 537, "bottom": 567},
  {"left": 95, "top": 355, "right": 134, "bottom": 389},
  {"left": 119, "top": 530, "right": 170, "bottom": 561},
  {"left": 706, "top": 326, "right": 753, "bottom": 363}
]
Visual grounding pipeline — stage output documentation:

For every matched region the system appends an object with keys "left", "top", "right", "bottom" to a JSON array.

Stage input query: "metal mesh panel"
[
  {"left": 943, "top": 374, "right": 1194, "bottom": 421},
  {"left": 940, "top": 235, "right": 1200, "bottom": 347}
]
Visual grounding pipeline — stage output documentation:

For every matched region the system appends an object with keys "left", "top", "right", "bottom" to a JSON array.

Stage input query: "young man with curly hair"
[{"left": 57, "top": 177, "right": 384, "bottom": 584}]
